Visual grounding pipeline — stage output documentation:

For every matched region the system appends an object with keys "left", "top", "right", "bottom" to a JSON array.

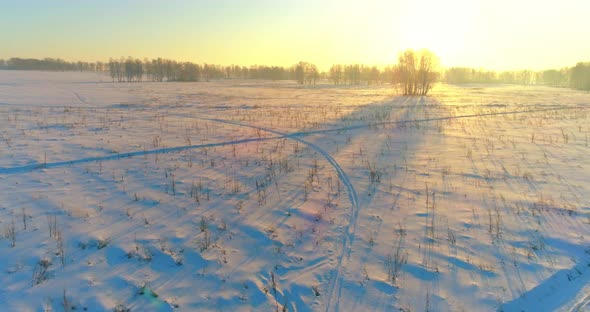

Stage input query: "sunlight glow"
[
  {"left": 396, "top": 0, "right": 473, "bottom": 57},
  {"left": 0, "top": 0, "right": 588, "bottom": 70}
]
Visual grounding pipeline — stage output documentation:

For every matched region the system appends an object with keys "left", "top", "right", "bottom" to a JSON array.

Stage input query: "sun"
[{"left": 394, "top": 0, "right": 475, "bottom": 60}]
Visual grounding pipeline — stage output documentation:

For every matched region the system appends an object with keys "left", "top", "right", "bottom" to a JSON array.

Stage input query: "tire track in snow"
[
  {"left": 0, "top": 136, "right": 280, "bottom": 174},
  {"left": 193, "top": 117, "right": 359, "bottom": 312},
  {"left": 571, "top": 293, "right": 590, "bottom": 312},
  {"left": 287, "top": 105, "right": 588, "bottom": 138},
  {"left": 73, "top": 92, "right": 87, "bottom": 104},
  {"left": 5, "top": 104, "right": 583, "bottom": 175},
  {"left": 3, "top": 109, "right": 362, "bottom": 309},
  {"left": 10, "top": 101, "right": 574, "bottom": 309}
]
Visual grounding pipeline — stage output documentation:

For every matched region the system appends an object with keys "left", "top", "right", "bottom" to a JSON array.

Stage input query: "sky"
[{"left": 1, "top": 0, "right": 589, "bottom": 71}]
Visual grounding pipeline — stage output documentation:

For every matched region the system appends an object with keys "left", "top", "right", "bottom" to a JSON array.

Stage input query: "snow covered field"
[{"left": 1, "top": 71, "right": 590, "bottom": 311}]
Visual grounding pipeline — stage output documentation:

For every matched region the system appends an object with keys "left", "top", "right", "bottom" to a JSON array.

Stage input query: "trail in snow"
[
  {"left": 0, "top": 136, "right": 279, "bottom": 174},
  {"left": 500, "top": 262, "right": 590, "bottom": 312},
  {"left": 192, "top": 117, "right": 359, "bottom": 312},
  {"left": 7, "top": 104, "right": 584, "bottom": 175},
  {"left": 1, "top": 107, "right": 363, "bottom": 310},
  {"left": 4, "top": 101, "right": 584, "bottom": 310},
  {"left": 73, "top": 91, "right": 87, "bottom": 104},
  {"left": 288, "top": 105, "right": 589, "bottom": 138},
  {"left": 571, "top": 293, "right": 590, "bottom": 312}
]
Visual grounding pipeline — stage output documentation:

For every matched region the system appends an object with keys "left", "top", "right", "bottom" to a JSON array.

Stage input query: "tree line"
[
  {"left": 443, "top": 65, "right": 590, "bottom": 90},
  {"left": 571, "top": 62, "right": 590, "bottom": 91},
  {"left": 0, "top": 57, "right": 106, "bottom": 72},
  {"left": 1, "top": 54, "right": 589, "bottom": 92},
  {"left": 329, "top": 64, "right": 381, "bottom": 85},
  {"left": 0, "top": 57, "right": 298, "bottom": 82},
  {"left": 0, "top": 52, "right": 475, "bottom": 96},
  {"left": 326, "top": 50, "right": 439, "bottom": 95},
  {"left": 106, "top": 58, "right": 325, "bottom": 83}
]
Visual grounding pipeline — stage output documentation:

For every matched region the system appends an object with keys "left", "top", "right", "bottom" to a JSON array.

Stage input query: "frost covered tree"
[
  {"left": 293, "top": 62, "right": 318, "bottom": 85},
  {"left": 124, "top": 57, "right": 135, "bottom": 82},
  {"left": 179, "top": 62, "right": 200, "bottom": 81},
  {"left": 294, "top": 62, "right": 306, "bottom": 84},
  {"left": 202, "top": 63, "right": 211, "bottom": 82},
  {"left": 306, "top": 63, "right": 319, "bottom": 84},
  {"left": 108, "top": 58, "right": 126, "bottom": 82},
  {"left": 344, "top": 64, "right": 361, "bottom": 85},
  {"left": 396, "top": 49, "right": 439, "bottom": 96},
  {"left": 329, "top": 64, "right": 343, "bottom": 85},
  {"left": 571, "top": 62, "right": 590, "bottom": 91},
  {"left": 134, "top": 59, "right": 144, "bottom": 82},
  {"left": 108, "top": 58, "right": 117, "bottom": 82}
]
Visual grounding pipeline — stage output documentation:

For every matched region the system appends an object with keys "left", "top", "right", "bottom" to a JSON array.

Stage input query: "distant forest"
[
  {"left": 1, "top": 56, "right": 589, "bottom": 91},
  {"left": 444, "top": 64, "right": 590, "bottom": 90}
]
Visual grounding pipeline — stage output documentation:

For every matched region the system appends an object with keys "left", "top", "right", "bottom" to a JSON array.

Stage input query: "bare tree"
[
  {"left": 306, "top": 63, "right": 319, "bottom": 85},
  {"left": 293, "top": 62, "right": 318, "bottom": 85},
  {"left": 294, "top": 62, "right": 306, "bottom": 84},
  {"left": 417, "top": 50, "right": 438, "bottom": 95},
  {"left": 134, "top": 59, "right": 144, "bottom": 82},
  {"left": 329, "top": 64, "right": 343, "bottom": 85},
  {"left": 124, "top": 57, "right": 134, "bottom": 82},
  {"left": 571, "top": 62, "right": 590, "bottom": 90},
  {"left": 108, "top": 58, "right": 117, "bottom": 82},
  {"left": 396, "top": 49, "right": 439, "bottom": 96}
]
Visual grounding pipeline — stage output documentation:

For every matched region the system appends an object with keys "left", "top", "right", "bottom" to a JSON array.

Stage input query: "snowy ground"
[{"left": 1, "top": 71, "right": 590, "bottom": 312}]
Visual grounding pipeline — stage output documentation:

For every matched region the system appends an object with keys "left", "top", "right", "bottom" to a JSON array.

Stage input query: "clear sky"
[{"left": 1, "top": 0, "right": 589, "bottom": 70}]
